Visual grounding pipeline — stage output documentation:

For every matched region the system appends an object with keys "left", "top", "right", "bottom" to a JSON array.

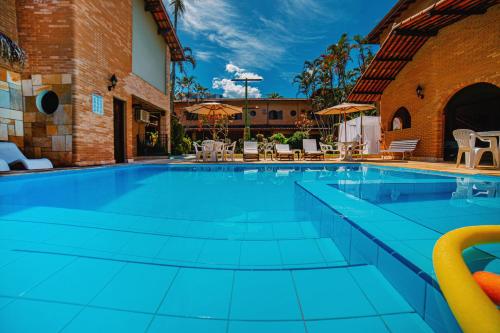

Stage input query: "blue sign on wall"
[{"left": 92, "top": 94, "right": 103, "bottom": 115}]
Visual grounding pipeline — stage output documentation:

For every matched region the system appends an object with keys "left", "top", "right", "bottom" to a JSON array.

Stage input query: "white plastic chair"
[
  {"left": 224, "top": 142, "right": 236, "bottom": 161},
  {"left": 0, "top": 142, "right": 53, "bottom": 170},
  {"left": 262, "top": 142, "right": 275, "bottom": 160},
  {"left": 320, "top": 142, "right": 340, "bottom": 159},
  {"left": 213, "top": 141, "right": 225, "bottom": 161},
  {"left": 193, "top": 142, "right": 203, "bottom": 162},
  {"left": 202, "top": 141, "right": 215, "bottom": 162},
  {"left": 453, "top": 129, "right": 499, "bottom": 168}
]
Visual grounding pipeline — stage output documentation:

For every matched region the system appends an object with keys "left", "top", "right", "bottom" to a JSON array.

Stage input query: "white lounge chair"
[
  {"left": 381, "top": 139, "right": 419, "bottom": 160},
  {"left": 453, "top": 129, "right": 499, "bottom": 168},
  {"left": 303, "top": 139, "right": 324, "bottom": 160},
  {"left": 0, "top": 142, "right": 53, "bottom": 170},
  {"left": 275, "top": 144, "right": 294, "bottom": 160},
  {"left": 243, "top": 141, "right": 259, "bottom": 161},
  {"left": 0, "top": 158, "right": 9, "bottom": 172}
]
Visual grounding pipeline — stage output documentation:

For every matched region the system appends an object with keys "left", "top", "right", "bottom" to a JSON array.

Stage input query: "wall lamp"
[
  {"left": 416, "top": 85, "right": 424, "bottom": 99},
  {"left": 108, "top": 74, "right": 118, "bottom": 91}
]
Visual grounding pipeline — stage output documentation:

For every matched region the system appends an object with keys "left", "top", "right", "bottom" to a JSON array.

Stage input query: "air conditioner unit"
[{"left": 136, "top": 109, "right": 150, "bottom": 123}]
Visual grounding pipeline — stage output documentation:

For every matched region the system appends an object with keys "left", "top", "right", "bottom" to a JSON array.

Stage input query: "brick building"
[
  {"left": 0, "top": 0, "right": 183, "bottom": 166},
  {"left": 349, "top": 0, "right": 500, "bottom": 161},
  {"left": 175, "top": 98, "right": 315, "bottom": 141}
]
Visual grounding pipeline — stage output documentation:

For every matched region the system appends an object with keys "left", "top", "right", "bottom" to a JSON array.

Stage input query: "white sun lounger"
[
  {"left": 275, "top": 144, "right": 294, "bottom": 160},
  {"left": 243, "top": 141, "right": 259, "bottom": 161},
  {"left": 0, "top": 158, "right": 9, "bottom": 172},
  {"left": 303, "top": 139, "right": 324, "bottom": 160},
  {"left": 0, "top": 142, "right": 53, "bottom": 170}
]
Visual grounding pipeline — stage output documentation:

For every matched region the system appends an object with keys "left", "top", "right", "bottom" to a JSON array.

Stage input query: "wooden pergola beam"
[
  {"left": 394, "top": 28, "right": 438, "bottom": 37},
  {"left": 429, "top": 8, "right": 488, "bottom": 16},
  {"left": 363, "top": 77, "right": 396, "bottom": 81},
  {"left": 377, "top": 56, "right": 413, "bottom": 62}
]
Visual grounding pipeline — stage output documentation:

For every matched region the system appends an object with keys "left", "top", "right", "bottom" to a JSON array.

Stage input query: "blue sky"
[{"left": 170, "top": 0, "right": 396, "bottom": 98}]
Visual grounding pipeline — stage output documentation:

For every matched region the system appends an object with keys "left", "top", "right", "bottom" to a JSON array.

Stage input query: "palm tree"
[
  {"left": 352, "top": 35, "right": 374, "bottom": 74},
  {"left": 177, "top": 47, "right": 196, "bottom": 75},
  {"left": 326, "top": 33, "right": 352, "bottom": 101},
  {"left": 169, "top": 1, "right": 197, "bottom": 103},
  {"left": 177, "top": 75, "right": 196, "bottom": 100},
  {"left": 194, "top": 83, "right": 210, "bottom": 101},
  {"left": 267, "top": 92, "right": 282, "bottom": 99}
]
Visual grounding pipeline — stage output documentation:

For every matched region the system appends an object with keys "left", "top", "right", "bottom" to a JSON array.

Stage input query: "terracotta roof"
[
  {"left": 366, "top": 0, "right": 416, "bottom": 44},
  {"left": 144, "top": 0, "right": 185, "bottom": 61},
  {"left": 348, "top": 0, "right": 499, "bottom": 103}
]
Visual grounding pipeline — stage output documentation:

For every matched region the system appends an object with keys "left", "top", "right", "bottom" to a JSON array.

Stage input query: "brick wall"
[
  {"left": 9, "top": 0, "right": 173, "bottom": 166},
  {"left": 16, "top": 0, "right": 75, "bottom": 75},
  {"left": 0, "top": 0, "right": 19, "bottom": 42},
  {"left": 380, "top": 5, "right": 500, "bottom": 160},
  {"left": 72, "top": 0, "right": 170, "bottom": 166}
]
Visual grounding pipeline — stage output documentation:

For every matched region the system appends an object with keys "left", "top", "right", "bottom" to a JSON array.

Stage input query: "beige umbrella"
[
  {"left": 185, "top": 102, "right": 242, "bottom": 116},
  {"left": 185, "top": 102, "right": 242, "bottom": 139},
  {"left": 316, "top": 103, "right": 376, "bottom": 142}
]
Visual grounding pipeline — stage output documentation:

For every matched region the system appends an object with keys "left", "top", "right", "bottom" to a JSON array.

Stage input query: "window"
[
  {"left": 391, "top": 107, "right": 411, "bottom": 130},
  {"left": 290, "top": 110, "right": 297, "bottom": 117},
  {"left": 234, "top": 113, "right": 242, "bottom": 120},
  {"left": 268, "top": 110, "right": 283, "bottom": 120},
  {"left": 250, "top": 110, "right": 256, "bottom": 117},
  {"left": 92, "top": 94, "right": 103, "bottom": 115},
  {"left": 184, "top": 111, "right": 198, "bottom": 121}
]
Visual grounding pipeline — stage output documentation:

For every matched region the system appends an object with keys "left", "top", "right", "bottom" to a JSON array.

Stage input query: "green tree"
[{"left": 267, "top": 92, "right": 283, "bottom": 99}]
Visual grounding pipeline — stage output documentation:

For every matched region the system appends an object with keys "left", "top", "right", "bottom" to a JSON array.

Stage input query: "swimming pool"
[{"left": 0, "top": 164, "right": 498, "bottom": 332}]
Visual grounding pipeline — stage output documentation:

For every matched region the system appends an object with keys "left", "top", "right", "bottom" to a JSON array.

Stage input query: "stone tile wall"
[
  {"left": 22, "top": 73, "right": 73, "bottom": 166},
  {"left": 0, "top": 68, "right": 24, "bottom": 147}
]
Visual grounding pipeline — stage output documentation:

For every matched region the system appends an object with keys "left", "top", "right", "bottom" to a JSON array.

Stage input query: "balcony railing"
[{"left": 137, "top": 134, "right": 168, "bottom": 156}]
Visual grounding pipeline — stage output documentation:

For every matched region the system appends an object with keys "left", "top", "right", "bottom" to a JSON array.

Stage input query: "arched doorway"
[{"left": 444, "top": 82, "right": 500, "bottom": 161}]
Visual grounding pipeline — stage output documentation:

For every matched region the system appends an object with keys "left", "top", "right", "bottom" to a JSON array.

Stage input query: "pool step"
[{"left": 0, "top": 250, "right": 434, "bottom": 332}]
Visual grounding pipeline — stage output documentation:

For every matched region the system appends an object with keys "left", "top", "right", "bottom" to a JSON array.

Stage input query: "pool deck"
[{"left": 134, "top": 157, "right": 500, "bottom": 177}]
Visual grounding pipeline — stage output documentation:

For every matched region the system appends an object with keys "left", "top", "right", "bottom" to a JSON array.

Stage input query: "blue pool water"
[{"left": 0, "top": 164, "right": 498, "bottom": 333}]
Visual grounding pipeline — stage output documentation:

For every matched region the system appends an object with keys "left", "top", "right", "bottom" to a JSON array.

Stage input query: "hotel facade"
[
  {"left": 174, "top": 98, "right": 315, "bottom": 141},
  {"left": 349, "top": 0, "right": 499, "bottom": 161},
  {"left": 0, "top": 0, "right": 183, "bottom": 166}
]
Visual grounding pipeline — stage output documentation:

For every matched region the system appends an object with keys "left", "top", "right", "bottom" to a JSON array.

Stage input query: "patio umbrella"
[
  {"left": 316, "top": 103, "right": 376, "bottom": 142},
  {"left": 185, "top": 102, "right": 243, "bottom": 139}
]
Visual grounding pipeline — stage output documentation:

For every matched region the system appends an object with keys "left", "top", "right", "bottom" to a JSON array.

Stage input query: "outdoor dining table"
[
  {"left": 337, "top": 141, "right": 358, "bottom": 161},
  {"left": 202, "top": 141, "right": 226, "bottom": 162}
]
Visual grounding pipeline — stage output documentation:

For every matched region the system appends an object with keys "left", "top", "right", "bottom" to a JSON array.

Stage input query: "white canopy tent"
[{"left": 338, "top": 116, "right": 381, "bottom": 154}]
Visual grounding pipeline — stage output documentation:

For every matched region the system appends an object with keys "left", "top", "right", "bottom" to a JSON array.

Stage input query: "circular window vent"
[{"left": 36, "top": 90, "right": 60, "bottom": 115}]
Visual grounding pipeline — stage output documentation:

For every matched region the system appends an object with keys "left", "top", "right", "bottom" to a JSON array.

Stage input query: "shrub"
[
  {"left": 256, "top": 133, "right": 265, "bottom": 142},
  {"left": 269, "top": 133, "right": 286, "bottom": 144},
  {"left": 286, "top": 131, "right": 309, "bottom": 149}
]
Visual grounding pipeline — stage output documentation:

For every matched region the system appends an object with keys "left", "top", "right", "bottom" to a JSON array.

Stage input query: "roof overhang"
[
  {"left": 366, "top": 0, "right": 416, "bottom": 44},
  {"left": 348, "top": 0, "right": 498, "bottom": 103},
  {"left": 144, "top": 0, "right": 185, "bottom": 61}
]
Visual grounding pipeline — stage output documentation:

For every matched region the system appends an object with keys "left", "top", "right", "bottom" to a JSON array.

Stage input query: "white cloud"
[
  {"left": 179, "top": 0, "right": 287, "bottom": 69},
  {"left": 212, "top": 62, "right": 263, "bottom": 98},
  {"left": 225, "top": 63, "right": 263, "bottom": 80},
  {"left": 212, "top": 78, "right": 262, "bottom": 98},
  {"left": 195, "top": 50, "right": 213, "bottom": 62}
]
